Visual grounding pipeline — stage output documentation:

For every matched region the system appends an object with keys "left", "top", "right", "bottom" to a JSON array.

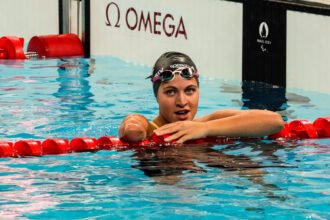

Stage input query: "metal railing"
[{"left": 59, "top": 0, "right": 90, "bottom": 57}]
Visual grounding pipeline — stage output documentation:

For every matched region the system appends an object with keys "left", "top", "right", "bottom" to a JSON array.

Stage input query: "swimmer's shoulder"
[
  {"left": 150, "top": 121, "right": 160, "bottom": 129},
  {"left": 147, "top": 120, "right": 160, "bottom": 136}
]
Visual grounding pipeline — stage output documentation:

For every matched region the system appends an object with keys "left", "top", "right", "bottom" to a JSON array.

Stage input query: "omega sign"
[{"left": 105, "top": 2, "right": 188, "bottom": 39}]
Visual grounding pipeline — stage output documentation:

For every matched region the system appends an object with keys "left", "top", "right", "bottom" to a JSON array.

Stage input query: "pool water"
[{"left": 0, "top": 57, "right": 329, "bottom": 219}]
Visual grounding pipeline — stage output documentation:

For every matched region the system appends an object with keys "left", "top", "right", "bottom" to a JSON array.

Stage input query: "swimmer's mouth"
[{"left": 175, "top": 110, "right": 190, "bottom": 115}]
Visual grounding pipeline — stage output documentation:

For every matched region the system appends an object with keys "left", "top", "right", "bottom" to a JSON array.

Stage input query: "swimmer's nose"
[{"left": 176, "top": 92, "right": 188, "bottom": 107}]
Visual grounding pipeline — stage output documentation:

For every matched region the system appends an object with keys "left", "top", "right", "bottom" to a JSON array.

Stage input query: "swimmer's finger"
[
  {"left": 177, "top": 135, "right": 195, "bottom": 144},
  {"left": 164, "top": 130, "right": 186, "bottom": 142},
  {"left": 157, "top": 121, "right": 181, "bottom": 130},
  {"left": 154, "top": 128, "right": 174, "bottom": 136},
  {"left": 175, "top": 132, "right": 196, "bottom": 144},
  {"left": 154, "top": 124, "right": 180, "bottom": 135},
  {"left": 175, "top": 136, "right": 187, "bottom": 144},
  {"left": 158, "top": 121, "right": 190, "bottom": 133}
]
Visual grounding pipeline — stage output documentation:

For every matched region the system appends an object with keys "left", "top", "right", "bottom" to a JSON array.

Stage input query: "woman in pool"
[{"left": 119, "top": 52, "right": 284, "bottom": 143}]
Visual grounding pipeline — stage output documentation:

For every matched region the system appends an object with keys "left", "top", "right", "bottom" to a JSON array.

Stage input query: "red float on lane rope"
[
  {"left": 0, "top": 142, "right": 14, "bottom": 157},
  {"left": 42, "top": 138, "right": 70, "bottom": 155},
  {"left": 288, "top": 120, "right": 318, "bottom": 139},
  {"left": 14, "top": 140, "right": 42, "bottom": 157},
  {"left": 268, "top": 123, "right": 295, "bottom": 140},
  {"left": 313, "top": 117, "right": 330, "bottom": 138},
  {"left": 70, "top": 137, "right": 98, "bottom": 152},
  {"left": 97, "top": 136, "right": 129, "bottom": 150},
  {"left": 149, "top": 133, "right": 171, "bottom": 145},
  {"left": 269, "top": 117, "right": 330, "bottom": 140}
]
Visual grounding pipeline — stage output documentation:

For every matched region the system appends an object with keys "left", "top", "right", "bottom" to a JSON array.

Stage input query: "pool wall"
[
  {"left": 91, "top": 0, "right": 243, "bottom": 82},
  {"left": 287, "top": 10, "right": 330, "bottom": 94},
  {"left": 0, "top": 0, "right": 58, "bottom": 42},
  {"left": 1, "top": 0, "right": 330, "bottom": 94}
]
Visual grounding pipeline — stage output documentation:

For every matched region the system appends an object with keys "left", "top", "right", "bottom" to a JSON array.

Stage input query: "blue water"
[{"left": 0, "top": 57, "right": 329, "bottom": 219}]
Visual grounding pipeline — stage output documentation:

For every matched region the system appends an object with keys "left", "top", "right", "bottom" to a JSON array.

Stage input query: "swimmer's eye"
[
  {"left": 164, "top": 89, "right": 176, "bottom": 96},
  {"left": 185, "top": 86, "right": 197, "bottom": 95}
]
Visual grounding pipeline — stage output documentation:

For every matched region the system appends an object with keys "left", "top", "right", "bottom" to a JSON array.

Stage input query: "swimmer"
[{"left": 119, "top": 52, "right": 284, "bottom": 143}]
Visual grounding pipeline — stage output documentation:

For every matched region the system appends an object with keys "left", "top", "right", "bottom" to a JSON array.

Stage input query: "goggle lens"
[
  {"left": 155, "top": 68, "right": 197, "bottom": 82},
  {"left": 159, "top": 70, "right": 175, "bottom": 82},
  {"left": 180, "top": 68, "right": 194, "bottom": 79}
]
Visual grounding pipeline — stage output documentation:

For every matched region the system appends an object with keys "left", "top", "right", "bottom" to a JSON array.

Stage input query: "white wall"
[
  {"left": 91, "top": 0, "right": 242, "bottom": 80},
  {"left": 287, "top": 11, "right": 330, "bottom": 94},
  {"left": 0, "top": 0, "right": 59, "bottom": 43},
  {"left": 2, "top": 0, "right": 329, "bottom": 94}
]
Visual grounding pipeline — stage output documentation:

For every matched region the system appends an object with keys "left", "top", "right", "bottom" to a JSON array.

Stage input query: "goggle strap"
[{"left": 151, "top": 67, "right": 199, "bottom": 83}]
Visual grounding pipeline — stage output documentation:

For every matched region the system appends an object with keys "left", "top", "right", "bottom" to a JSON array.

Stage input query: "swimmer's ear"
[{"left": 155, "top": 91, "right": 160, "bottom": 103}]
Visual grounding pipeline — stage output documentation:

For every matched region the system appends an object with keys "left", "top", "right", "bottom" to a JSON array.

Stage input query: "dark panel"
[
  {"left": 59, "top": 0, "right": 63, "bottom": 34},
  {"left": 243, "top": 0, "right": 287, "bottom": 87},
  {"left": 83, "top": 0, "right": 91, "bottom": 58},
  {"left": 241, "top": 81, "right": 287, "bottom": 112}
]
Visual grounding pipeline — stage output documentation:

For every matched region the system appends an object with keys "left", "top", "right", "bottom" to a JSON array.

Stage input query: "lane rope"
[{"left": 1, "top": 117, "right": 329, "bottom": 158}]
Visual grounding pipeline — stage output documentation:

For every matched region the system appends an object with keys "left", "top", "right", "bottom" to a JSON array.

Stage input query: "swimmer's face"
[{"left": 157, "top": 76, "right": 199, "bottom": 123}]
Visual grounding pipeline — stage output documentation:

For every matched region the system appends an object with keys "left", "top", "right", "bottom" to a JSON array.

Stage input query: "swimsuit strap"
[{"left": 150, "top": 121, "right": 160, "bottom": 129}]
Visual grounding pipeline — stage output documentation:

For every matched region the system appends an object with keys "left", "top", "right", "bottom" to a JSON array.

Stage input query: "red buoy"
[
  {"left": 27, "top": 33, "right": 84, "bottom": 58},
  {"left": 70, "top": 137, "right": 98, "bottom": 152},
  {"left": 14, "top": 140, "right": 42, "bottom": 157},
  {"left": 313, "top": 117, "right": 330, "bottom": 138},
  {"left": 268, "top": 123, "right": 296, "bottom": 140},
  {"left": 42, "top": 138, "right": 70, "bottom": 155},
  {"left": 0, "top": 142, "right": 14, "bottom": 157},
  {"left": 97, "top": 136, "right": 130, "bottom": 150},
  {"left": 149, "top": 133, "right": 171, "bottom": 144},
  {"left": 288, "top": 120, "right": 318, "bottom": 139},
  {"left": 0, "top": 36, "right": 26, "bottom": 59}
]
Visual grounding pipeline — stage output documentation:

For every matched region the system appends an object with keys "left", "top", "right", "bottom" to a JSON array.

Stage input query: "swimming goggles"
[{"left": 149, "top": 67, "right": 199, "bottom": 83}]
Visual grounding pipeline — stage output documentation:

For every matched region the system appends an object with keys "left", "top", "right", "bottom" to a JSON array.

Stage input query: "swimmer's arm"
[
  {"left": 155, "top": 109, "right": 284, "bottom": 143},
  {"left": 196, "top": 109, "right": 284, "bottom": 137},
  {"left": 195, "top": 109, "right": 244, "bottom": 122},
  {"left": 119, "top": 114, "right": 150, "bottom": 142}
]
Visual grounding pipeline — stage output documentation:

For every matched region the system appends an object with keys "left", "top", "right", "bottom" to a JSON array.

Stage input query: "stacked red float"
[
  {"left": 0, "top": 36, "right": 26, "bottom": 59},
  {"left": 0, "top": 117, "right": 329, "bottom": 158},
  {"left": 0, "top": 33, "right": 84, "bottom": 59},
  {"left": 268, "top": 117, "right": 330, "bottom": 139}
]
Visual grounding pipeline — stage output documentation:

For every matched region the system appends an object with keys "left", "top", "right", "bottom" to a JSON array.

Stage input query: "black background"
[{"left": 243, "top": 0, "right": 287, "bottom": 87}]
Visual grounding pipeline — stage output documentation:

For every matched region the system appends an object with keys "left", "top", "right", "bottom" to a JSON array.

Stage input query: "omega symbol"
[{"left": 105, "top": 2, "right": 121, "bottom": 28}]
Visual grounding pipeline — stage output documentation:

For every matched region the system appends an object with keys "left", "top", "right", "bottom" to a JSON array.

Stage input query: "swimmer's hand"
[
  {"left": 119, "top": 123, "right": 147, "bottom": 142},
  {"left": 154, "top": 121, "right": 208, "bottom": 144},
  {"left": 119, "top": 114, "right": 149, "bottom": 142}
]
